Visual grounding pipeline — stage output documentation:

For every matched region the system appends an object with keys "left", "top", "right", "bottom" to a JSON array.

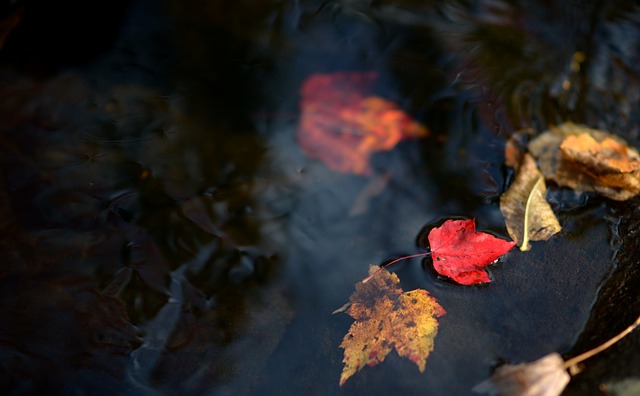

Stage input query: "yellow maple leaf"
[{"left": 338, "top": 266, "right": 445, "bottom": 386}]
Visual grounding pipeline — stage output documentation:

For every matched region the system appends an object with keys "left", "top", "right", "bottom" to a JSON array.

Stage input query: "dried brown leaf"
[
  {"left": 473, "top": 352, "right": 570, "bottom": 396},
  {"left": 560, "top": 133, "right": 640, "bottom": 195},
  {"left": 528, "top": 122, "right": 640, "bottom": 200},
  {"left": 475, "top": 315, "right": 640, "bottom": 395},
  {"left": 500, "top": 153, "right": 561, "bottom": 251}
]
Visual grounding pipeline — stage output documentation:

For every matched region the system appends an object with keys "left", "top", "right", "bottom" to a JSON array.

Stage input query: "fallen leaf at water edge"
[
  {"left": 528, "top": 122, "right": 640, "bottom": 200},
  {"left": 560, "top": 132, "right": 640, "bottom": 195},
  {"left": 297, "top": 71, "right": 428, "bottom": 175},
  {"left": 428, "top": 219, "right": 516, "bottom": 285},
  {"left": 338, "top": 266, "right": 445, "bottom": 386},
  {"left": 500, "top": 153, "right": 561, "bottom": 251}
]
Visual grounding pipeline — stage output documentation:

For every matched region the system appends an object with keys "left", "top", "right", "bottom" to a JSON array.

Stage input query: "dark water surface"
[{"left": 1, "top": 1, "right": 640, "bottom": 395}]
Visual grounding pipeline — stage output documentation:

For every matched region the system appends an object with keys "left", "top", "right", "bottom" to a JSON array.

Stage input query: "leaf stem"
[
  {"left": 563, "top": 314, "right": 640, "bottom": 369},
  {"left": 362, "top": 252, "right": 431, "bottom": 283}
]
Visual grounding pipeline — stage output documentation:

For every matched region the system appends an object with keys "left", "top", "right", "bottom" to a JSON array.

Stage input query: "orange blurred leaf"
[
  {"left": 297, "top": 72, "right": 428, "bottom": 175},
  {"left": 337, "top": 266, "right": 445, "bottom": 386}
]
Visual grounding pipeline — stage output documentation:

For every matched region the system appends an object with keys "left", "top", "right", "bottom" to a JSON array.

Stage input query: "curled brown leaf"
[{"left": 528, "top": 122, "right": 640, "bottom": 201}]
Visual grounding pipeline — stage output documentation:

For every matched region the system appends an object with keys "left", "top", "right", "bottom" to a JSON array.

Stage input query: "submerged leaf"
[
  {"left": 500, "top": 153, "right": 561, "bottom": 251},
  {"left": 338, "top": 266, "right": 445, "bottom": 386},
  {"left": 428, "top": 219, "right": 516, "bottom": 285},
  {"left": 473, "top": 352, "right": 570, "bottom": 396},
  {"left": 529, "top": 122, "right": 640, "bottom": 200},
  {"left": 348, "top": 173, "right": 391, "bottom": 216},
  {"left": 297, "top": 72, "right": 428, "bottom": 175}
]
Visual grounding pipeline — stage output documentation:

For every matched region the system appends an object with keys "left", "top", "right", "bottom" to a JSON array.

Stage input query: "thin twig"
[{"left": 563, "top": 314, "right": 640, "bottom": 369}]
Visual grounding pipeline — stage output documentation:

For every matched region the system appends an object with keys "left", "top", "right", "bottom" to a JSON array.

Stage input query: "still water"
[{"left": 1, "top": 1, "right": 639, "bottom": 395}]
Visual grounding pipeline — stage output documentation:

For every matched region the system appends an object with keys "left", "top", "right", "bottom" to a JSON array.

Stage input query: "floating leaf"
[
  {"left": 348, "top": 173, "right": 391, "bottom": 216},
  {"left": 338, "top": 266, "right": 445, "bottom": 386},
  {"left": 297, "top": 72, "right": 428, "bottom": 175},
  {"left": 428, "top": 219, "right": 516, "bottom": 285},
  {"left": 529, "top": 122, "right": 640, "bottom": 200},
  {"left": 473, "top": 352, "right": 570, "bottom": 396},
  {"left": 500, "top": 153, "right": 561, "bottom": 251}
]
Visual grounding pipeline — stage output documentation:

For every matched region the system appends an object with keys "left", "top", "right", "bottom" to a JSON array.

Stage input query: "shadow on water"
[{"left": 1, "top": 0, "right": 640, "bottom": 395}]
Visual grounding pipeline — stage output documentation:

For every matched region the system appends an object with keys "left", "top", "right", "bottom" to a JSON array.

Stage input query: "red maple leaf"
[{"left": 428, "top": 219, "right": 516, "bottom": 285}]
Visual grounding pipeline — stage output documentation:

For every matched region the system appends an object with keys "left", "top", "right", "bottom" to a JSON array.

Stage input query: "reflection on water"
[{"left": 0, "top": 1, "right": 639, "bottom": 395}]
